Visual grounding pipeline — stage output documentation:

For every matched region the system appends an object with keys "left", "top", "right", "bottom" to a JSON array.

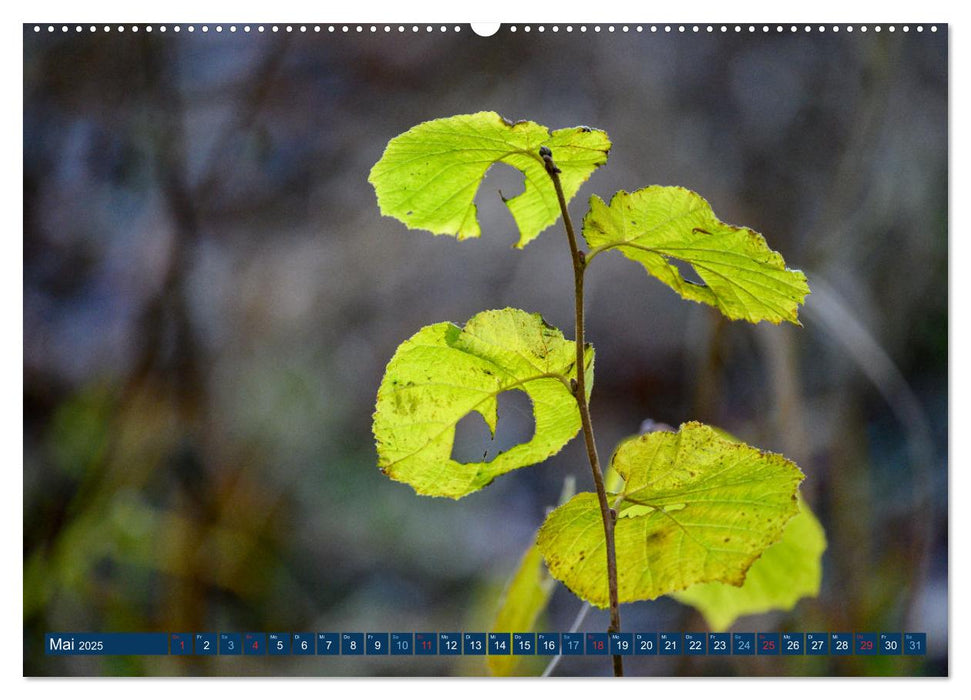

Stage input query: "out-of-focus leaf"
[
  {"left": 47, "top": 385, "right": 113, "bottom": 476},
  {"left": 671, "top": 495, "right": 826, "bottom": 630},
  {"left": 373, "top": 308, "right": 592, "bottom": 499},
  {"left": 537, "top": 422, "right": 803, "bottom": 607},
  {"left": 487, "top": 544, "right": 556, "bottom": 676},
  {"left": 486, "top": 478, "right": 576, "bottom": 676},
  {"left": 369, "top": 112, "right": 610, "bottom": 248},
  {"left": 582, "top": 187, "right": 809, "bottom": 324}
]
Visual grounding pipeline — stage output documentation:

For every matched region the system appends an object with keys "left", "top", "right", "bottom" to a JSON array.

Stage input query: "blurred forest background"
[{"left": 23, "top": 24, "right": 947, "bottom": 676}]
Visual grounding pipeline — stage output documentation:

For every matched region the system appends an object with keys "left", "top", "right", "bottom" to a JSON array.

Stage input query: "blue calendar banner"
[
  {"left": 537, "top": 633, "right": 560, "bottom": 655},
  {"left": 170, "top": 633, "right": 192, "bottom": 656},
  {"left": 904, "top": 633, "right": 926, "bottom": 655},
  {"left": 292, "top": 633, "right": 315, "bottom": 655},
  {"left": 366, "top": 633, "right": 389, "bottom": 655},
  {"left": 316, "top": 633, "right": 339, "bottom": 655},
  {"left": 733, "top": 633, "right": 755, "bottom": 655},
  {"left": 758, "top": 632, "right": 780, "bottom": 655},
  {"left": 243, "top": 633, "right": 266, "bottom": 655},
  {"left": 807, "top": 633, "right": 828, "bottom": 655},
  {"left": 831, "top": 633, "right": 852, "bottom": 656},
  {"left": 412, "top": 632, "right": 433, "bottom": 655},
  {"left": 45, "top": 633, "right": 169, "bottom": 656},
  {"left": 464, "top": 633, "right": 485, "bottom": 655},
  {"left": 880, "top": 633, "right": 902, "bottom": 655},
  {"left": 439, "top": 633, "right": 461, "bottom": 655},
  {"left": 194, "top": 633, "right": 217, "bottom": 656},
  {"left": 634, "top": 633, "right": 658, "bottom": 655},
  {"left": 268, "top": 633, "right": 290, "bottom": 655},
  {"left": 659, "top": 633, "right": 682, "bottom": 655},
  {"left": 782, "top": 633, "right": 804, "bottom": 655},
  {"left": 609, "top": 632, "right": 633, "bottom": 656},
  {"left": 708, "top": 633, "right": 730, "bottom": 656},
  {"left": 684, "top": 633, "right": 705, "bottom": 655},
  {"left": 855, "top": 632, "right": 877, "bottom": 656},
  {"left": 488, "top": 632, "right": 510, "bottom": 655},
  {"left": 341, "top": 633, "right": 364, "bottom": 655},
  {"left": 561, "top": 633, "right": 584, "bottom": 655},
  {"left": 42, "top": 629, "right": 930, "bottom": 657},
  {"left": 585, "top": 632, "right": 608, "bottom": 655},
  {"left": 219, "top": 633, "right": 241, "bottom": 656},
  {"left": 513, "top": 633, "right": 535, "bottom": 655}
]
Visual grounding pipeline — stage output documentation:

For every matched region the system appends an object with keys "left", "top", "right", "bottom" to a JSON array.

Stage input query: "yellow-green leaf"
[
  {"left": 487, "top": 544, "right": 556, "bottom": 676},
  {"left": 374, "top": 308, "right": 592, "bottom": 499},
  {"left": 369, "top": 112, "right": 611, "bottom": 248},
  {"left": 671, "top": 495, "right": 826, "bottom": 630},
  {"left": 537, "top": 422, "right": 803, "bottom": 607},
  {"left": 582, "top": 187, "right": 809, "bottom": 324}
]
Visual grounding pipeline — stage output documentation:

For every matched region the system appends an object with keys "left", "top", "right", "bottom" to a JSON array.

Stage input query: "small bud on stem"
[{"left": 539, "top": 146, "right": 561, "bottom": 175}]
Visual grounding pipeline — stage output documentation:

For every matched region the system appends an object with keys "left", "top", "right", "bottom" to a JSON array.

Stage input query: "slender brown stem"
[{"left": 540, "top": 146, "right": 623, "bottom": 677}]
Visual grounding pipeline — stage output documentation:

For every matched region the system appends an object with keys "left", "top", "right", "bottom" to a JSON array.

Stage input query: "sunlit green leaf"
[
  {"left": 369, "top": 112, "right": 610, "bottom": 248},
  {"left": 537, "top": 422, "right": 803, "bottom": 607},
  {"left": 582, "top": 187, "right": 809, "bottom": 324},
  {"left": 373, "top": 308, "right": 592, "bottom": 499},
  {"left": 487, "top": 544, "right": 556, "bottom": 676},
  {"left": 671, "top": 495, "right": 826, "bottom": 630}
]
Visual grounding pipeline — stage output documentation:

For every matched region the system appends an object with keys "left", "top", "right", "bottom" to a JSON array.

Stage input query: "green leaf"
[
  {"left": 536, "top": 422, "right": 803, "bottom": 607},
  {"left": 582, "top": 187, "right": 809, "bottom": 324},
  {"left": 373, "top": 308, "right": 592, "bottom": 499},
  {"left": 368, "top": 112, "right": 611, "bottom": 248},
  {"left": 671, "top": 495, "right": 826, "bottom": 631},
  {"left": 487, "top": 543, "right": 556, "bottom": 676}
]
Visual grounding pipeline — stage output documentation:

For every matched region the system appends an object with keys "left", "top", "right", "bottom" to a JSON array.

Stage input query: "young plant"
[{"left": 368, "top": 112, "right": 822, "bottom": 676}]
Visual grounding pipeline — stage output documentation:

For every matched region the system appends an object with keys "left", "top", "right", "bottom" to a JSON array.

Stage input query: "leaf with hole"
[
  {"left": 670, "top": 494, "right": 826, "bottom": 630},
  {"left": 368, "top": 112, "right": 611, "bottom": 248},
  {"left": 582, "top": 186, "right": 809, "bottom": 324},
  {"left": 536, "top": 422, "right": 804, "bottom": 607},
  {"left": 373, "top": 307, "right": 593, "bottom": 499}
]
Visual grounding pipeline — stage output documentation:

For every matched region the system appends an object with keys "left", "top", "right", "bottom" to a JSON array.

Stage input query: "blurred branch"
[
  {"left": 803, "top": 272, "right": 936, "bottom": 628},
  {"left": 194, "top": 39, "right": 290, "bottom": 209},
  {"left": 541, "top": 601, "right": 591, "bottom": 678},
  {"left": 808, "top": 35, "right": 901, "bottom": 265},
  {"left": 756, "top": 323, "right": 811, "bottom": 469}
]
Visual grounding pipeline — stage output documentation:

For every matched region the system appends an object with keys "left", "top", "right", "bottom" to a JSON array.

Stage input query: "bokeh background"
[{"left": 23, "top": 23, "right": 947, "bottom": 676}]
